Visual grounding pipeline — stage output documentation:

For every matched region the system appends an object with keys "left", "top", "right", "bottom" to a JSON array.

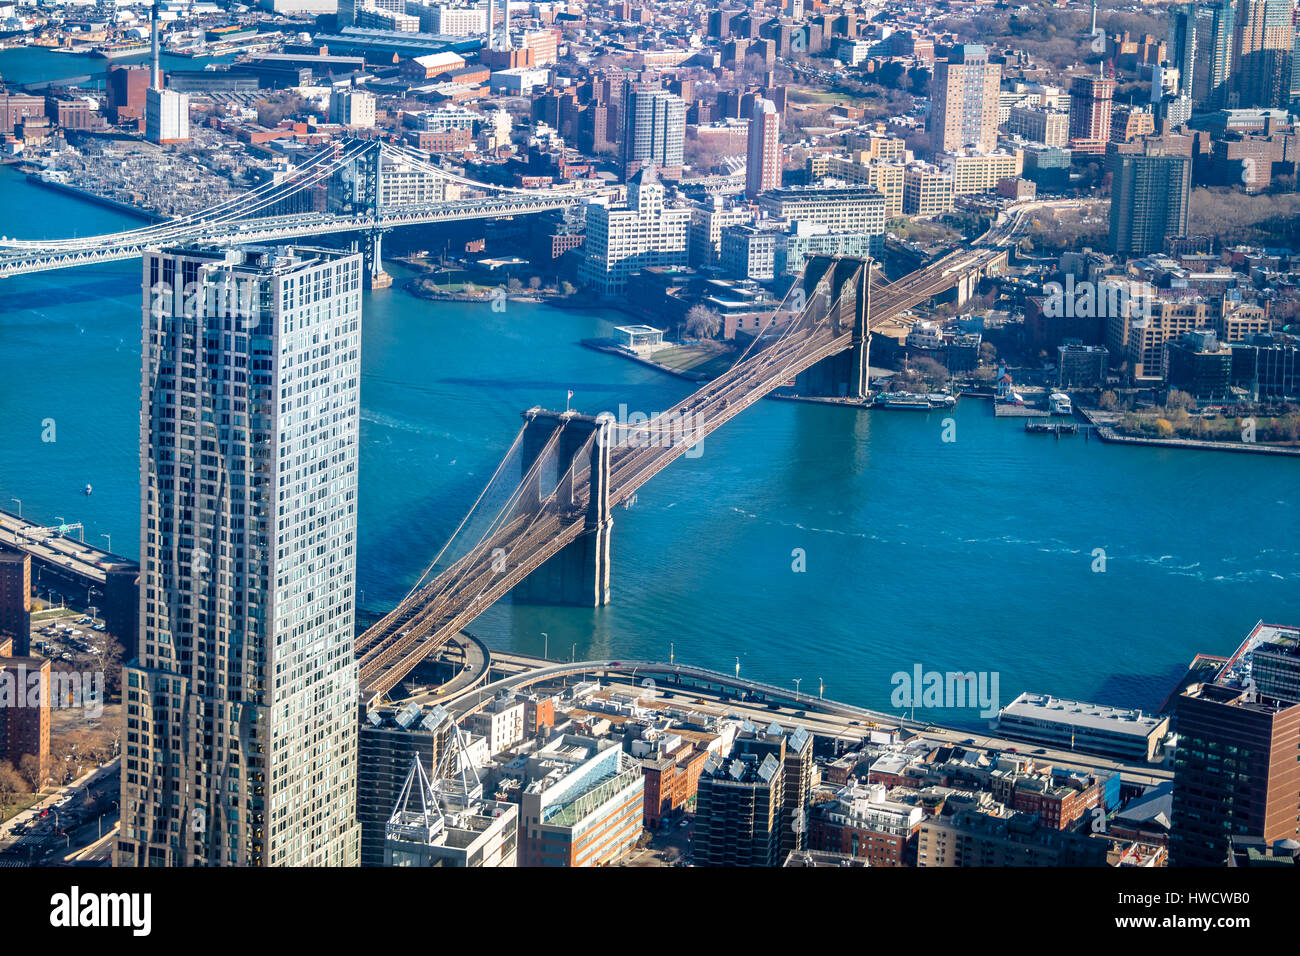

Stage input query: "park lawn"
[
  {"left": 650, "top": 341, "right": 736, "bottom": 378},
  {"left": 0, "top": 792, "right": 41, "bottom": 825}
]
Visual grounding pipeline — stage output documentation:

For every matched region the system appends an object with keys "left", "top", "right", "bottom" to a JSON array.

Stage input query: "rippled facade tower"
[{"left": 116, "top": 245, "right": 363, "bottom": 866}]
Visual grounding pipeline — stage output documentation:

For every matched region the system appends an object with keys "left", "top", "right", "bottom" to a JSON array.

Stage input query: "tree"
[
  {"left": 685, "top": 304, "right": 722, "bottom": 339},
  {"left": 1099, "top": 390, "right": 1120, "bottom": 411},
  {"left": 0, "top": 760, "right": 27, "bottom": 812},
  {"left": 1154, "top": 418, "right": 1175, "bottom": 437},
  {"left": 18, "top": 753, "right": 46, "bottom": 793},
  {"left": 979, "top": 341, "right": 997, "bottom": 364},
  {"left": 507, "top": 277, "right": 524, "bottom": 293},
  {"left": 528, "top": 276, "right": 542, "bottom": 291},
  {"left": 1166, "top": 389, "right": 1197, "bottom": 411},
  {"left": 560, "top": 280, "right": 575, "bottom": 296},
  {"left": 911, "top": 356, "right": 950, "bottom": 384}
]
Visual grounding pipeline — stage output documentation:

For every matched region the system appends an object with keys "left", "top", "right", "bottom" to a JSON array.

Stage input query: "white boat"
[{"left": 1049, "top": 392, "right": 1072, "bottom": 415}]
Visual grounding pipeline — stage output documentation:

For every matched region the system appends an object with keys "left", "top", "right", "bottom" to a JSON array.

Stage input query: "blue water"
[
  {"left": 0, "top": 46, "right": 234, "bottom": 87},
  {"left": 2, "top": 162, "right": 1298, "bottom": 729}
]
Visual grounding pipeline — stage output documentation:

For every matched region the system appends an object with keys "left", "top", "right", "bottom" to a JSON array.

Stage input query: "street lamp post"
[
  {"left": 735, "top": 657, "right": 740, "bottom": 680},
  {"left": 669, "top": 642, "right": 674, "bottom": 665},
  {"left": 9, "top": 498, "right": 20, "bottom": 518},
  {"left": 541, "top": 632, "right": 548, "bottom": 660},
  {"left": 101, "top": 533, "right": 111, "bottom": 554},
  {"left": 793, "top": 678, "right": 802, "bottom": 703}
]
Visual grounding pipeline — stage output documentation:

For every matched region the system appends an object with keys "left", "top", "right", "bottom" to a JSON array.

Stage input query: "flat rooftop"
[{"left": 998, "top": 692, "right": 1165, "bottom": 737}]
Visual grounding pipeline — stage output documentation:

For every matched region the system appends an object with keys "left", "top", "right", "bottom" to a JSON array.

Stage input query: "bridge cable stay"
[
  {"left": 353, "top": 419, "right": 530, "bottom": 655},
  {"left": 379, "top": 141, "right": 599, "bottom": 198},
  {"left": 607, "top": 268, "right": 859, "bottom": 501},
  {"left": 356, "top": 420, "right": 571, "bottom": 663},
  {"left": 356, "top": 423, "right": 599, "bottom": 687},
  {"left": 357, "top": 432, "right": 600, "bottom": 695},
  {"left": 414, "top": 420, "right": 577, "bottom": 606},
  {"left": 0, "top": 140, "right": 374, "bottom": 256},
  {"left": 0, "top": 139, "right": 377, "bottom": 251}
]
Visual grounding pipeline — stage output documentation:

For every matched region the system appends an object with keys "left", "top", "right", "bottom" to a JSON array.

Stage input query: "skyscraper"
[
  {"left": 1068, "top": 74, "right": 1116, "bottom": 154},
  {"left": 745, "top": 97, "right": 781, "bottom": 199},
  {"left": 620, "top": 85, "right": 686, "bottom": 180},
  {"left": 1167, "top": 4, "right": 1199, "bottom": 97},
  {"left": 1107, "top": 142, "right": 1191, "bottom": 256},
  {"left": 1192, "top": 0, "right": 1236, "bottom": 108},
  {"left": 1171, "top": 624, "right": 1300, "bottom": 866},
  {"left": 1233, "top": 0, "right": 1292, "bottom": 107},
  {"left": 117, "top": 245, "right": 364, "bottom": 867},
  {"left": 928, "top": 44, "right": 1000, "bottom": 154}
]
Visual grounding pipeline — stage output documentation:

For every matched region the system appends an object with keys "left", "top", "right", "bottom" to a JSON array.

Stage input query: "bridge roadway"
[
  {"left": 0, "top": 192, "right": 588, "bottom": 279},
  {"left": 356, "top": 219, "right": 1026, "bottom": 700}
]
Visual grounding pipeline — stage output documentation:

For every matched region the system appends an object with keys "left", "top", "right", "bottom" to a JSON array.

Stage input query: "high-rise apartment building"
[
  {"left": 1068, "top": 75, "right": 1116, "bottom": 153},
  {"left": 0, "top": 551, "right": 31, "bottom": 655},
  {"left": 1168, "top": 5, "right": 1199, "bottom": 98},
  {"left": 695, "top": 751, "right": 784, "bottom": 866},
  {"left": 1232, "top": 0, "right": 1292, "bottom": 107},
  {"left": 745, "top": 97, "right": 781, "bottom": 199},
  {"left": 928, "top": 44, "right": 1000, "bottom": 154},
  {"left": 620, "top": 85, "right": 686, "bottom": 180},
  {"left": 117, "top": 245, "right": 364, "bottom": 867},
  {"left": 1107, "top": 143, "right": 1191, "bottom": 256},
  {"left": 328, "top": 89, "right": 376, "bottom": 128},
  {"left": 1192, "top": 0, "right": 1236, "bottom": 108},
  {"left": 1171, "top": 623, "right": 1300, "bottom": 865}
]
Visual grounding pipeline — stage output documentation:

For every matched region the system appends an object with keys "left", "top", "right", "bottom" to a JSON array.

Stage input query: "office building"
[
  {"left": 732, "top": 722, "right": 813, "bottom": 858},
  {"left": 516, "top": 735, "right": 645, "bottom": 867},
  {"left": 117, "top": 245, "right": 364, "bottom": 868},
  {"left": 1057, "top": 343, "right": 1109, "bottom": 387},
  {"left": 745, "top": 97, "right": 781, "bottom": 199},
  {"left": 939, "top": 149, "right": 1023, "bottom": 195},
  {"left": 757, "top": 185, "right": 887, "bottom": 234},
  {"left": 1069, "top": 74, "right": 1115, "bottom": 154},
  {"left": 928, "top": 44, "right": 1000, "bottom": 153},
  {"left": 996, "top": 692, "right": 1170, "bottom": 762},
  {"left": 689, "top": 198, "right": 751, "bottom": 266},
  {"left": 359, "top": 702, "right": 455, "bottom": 866},
  {"left": 383, "top": 726, "right": 517, "bottom": 867},
  {"left": 902, "top": 162, "right": 955, "bottom": 216},
  {"left": 1171, "top": 623, "right": 1300, "bottom": 865},
  {"left": 918, "top": 809, "right": 1110, "bottom": 866},
  {"left": 1107, "top": 144, "right": 1191, "bottom": 256},
  {"left": 620, "top": 86, "right": 686, "bottom": 180},
  {"left": 580, "top": 165, "right": 690, "bottom": 294},
  {"left": 1166, "top": 329, "right": 1234, "bottom": 399},
  {"left": 1188, "top": 1, "right": 1237, "bottom": 108},
  {"left": 1168, "top": 4, "right": 1199, "bottom": 98},
  {"left": 1007, "top": 105, "right": 1070, "bottom": 147},
  {"left": 145, "top": 88, "right": 189, "bottom": 144}
]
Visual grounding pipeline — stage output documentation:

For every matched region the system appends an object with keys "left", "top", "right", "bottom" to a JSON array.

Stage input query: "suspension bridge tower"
[
  {"left": 793, "top": 255, "right": 874, "bottom": 399},
  {"left": 357, "top": 140, "right": 392, "bottom": 289},
  {"left": 512, "top": 408, "right": 614, "bottom": 607}
]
